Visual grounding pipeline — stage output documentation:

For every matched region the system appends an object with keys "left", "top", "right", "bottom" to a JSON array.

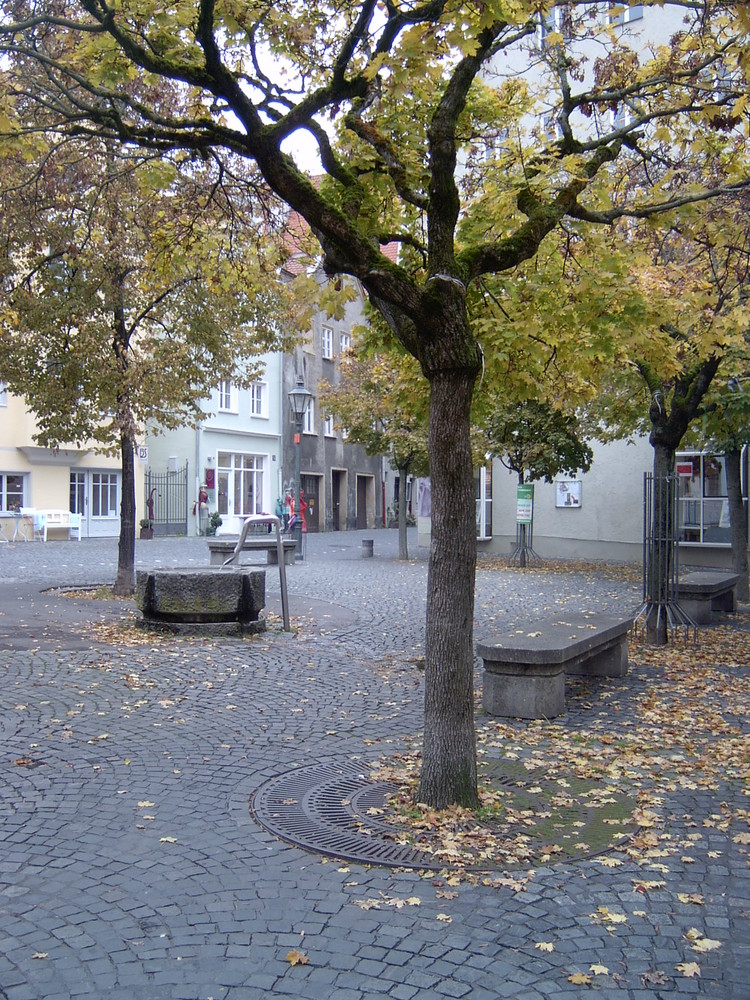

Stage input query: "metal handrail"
[{"left": 222, "top": 515, "right": 291, "bottom": 632}]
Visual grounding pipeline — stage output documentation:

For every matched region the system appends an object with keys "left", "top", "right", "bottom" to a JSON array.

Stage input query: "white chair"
[
  {"left": 18, "top": 507, "right": 35, "bottom": 542},
  {"left": 68, "top": 512, "right": 82, "bottom": 541},
  {"left": 32, "top": 512, "right": 47, "bottom": 542}
]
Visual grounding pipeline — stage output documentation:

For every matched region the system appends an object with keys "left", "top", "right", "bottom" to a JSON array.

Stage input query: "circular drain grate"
[
  {"left": 251, "top": 760, "right": 440, "bottom": 869},
  {"left": 250, "top": 759, "right": 636, "bottom": 870}
]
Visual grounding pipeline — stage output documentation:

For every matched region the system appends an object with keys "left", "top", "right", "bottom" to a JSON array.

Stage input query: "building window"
[
  {"left": 303, "top": 399, "right": 316, "bottom": 435},
  {"left": 0, "top": 383, "right": 7, "bottom": 406},
  {"left": 1, "top": 473, "right": 24, "bottom": 512},
  {"left": 324, "top": 414, "right": 335, "bottom": 437},
  {"left": 218, "top": 379, "right": 237, "bottom": 413},
  {"left": 70, "top": 472, "right": 85, "bottom": 514},
  {"left": 322, "top": 326, "right": 333, "bottom": 360},
  {"left": 609, "top": 2, "right": 644, "bottom": 24},
  {"left": 539, "top": 5, "right": 572, "bottom": 45},
  {"left": 250, "top": 381, "right": 266, "bottom": 418},
  {"left": 91, "top": 473, "right": 118, "bottom": 518},
  {"left": 677, "top": 452, "right": 741, "bottom": 546},
  {"left": 475, "top": 466, "right": 493, "bottom": 539},
  {"left": 339, "top": 332, "right": 351, "bottom": 353},
  {"left": 217, "top": 452, "right": 266, "bottom": 518}
]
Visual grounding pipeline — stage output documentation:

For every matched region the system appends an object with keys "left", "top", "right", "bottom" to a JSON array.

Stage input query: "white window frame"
[
  {"left": 218, "top": 379, "right": 238, "bottom": 413},
  {"left": 608, "top": 2, "right": 644, "bottom": 25},
  {"left": 216, "top": 451, "right": 267, "bottom": 518},
  {"left": 676, "top": 450, "right": 741, "bottom": 547},
  {"left": 539, "top": 5, "right": 572, "bottom": 44},
  {"left": 475, "top": 466, "right": 493, "bottom": 540},
  {"left": 0, "top": 472, "right": 24, "bottom": 512},
  {"left": 322, "top": 326, "right": 334, "bottom": 360},
  {"left": 303, "top": 398, "right": 316, "bottom": 435},
  {"left": 249, "top": 381, "right": 267, "bottom": 418},
  {"left": 91, "top": 473, "right": 118, "bottom": 518},
  {"left": 324, "top": 414, "right": 336, "bottom": 437},
  {"left": 339, "top": 332, "right": 351, "bottom": 353}
]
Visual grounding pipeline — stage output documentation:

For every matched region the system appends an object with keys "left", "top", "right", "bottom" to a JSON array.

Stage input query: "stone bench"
[
  {"left": 676, "top": 571, "right": 740, "bottom": 625},
  {"left": 476, "top": 613, "right": 631, "bottom": 720},
  {"left": 207, "top": 536, "right": 297, "bottom": 566}
]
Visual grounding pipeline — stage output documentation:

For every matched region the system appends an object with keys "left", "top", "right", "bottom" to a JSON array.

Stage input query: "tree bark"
[
  {"left": 114, "top": 433, "right": 136, "bottom": 596},
  {"left": 397, "top": 463, "right": 409, "bottom": 561},
  {"left": 725, "top": 448, "right": 749, "bottom": 602},
  {"left": 417, "top": 370, "right": 479, "bottom": 809}
]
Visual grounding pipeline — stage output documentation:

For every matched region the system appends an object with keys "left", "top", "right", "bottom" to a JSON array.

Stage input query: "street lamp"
[{"left": 288, "top": 375, "right": 313, "bottom": 560}]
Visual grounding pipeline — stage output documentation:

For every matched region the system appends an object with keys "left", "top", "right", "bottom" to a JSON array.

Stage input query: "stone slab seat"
[
  {"left": 477, "top": 613, "right": 631, "bottom": 721},
  {"left": 675, "top": 571, "right": 740, "bottom": 625},
  {"left": 207, "top": 536, "right": 297, "bottom": 566}
]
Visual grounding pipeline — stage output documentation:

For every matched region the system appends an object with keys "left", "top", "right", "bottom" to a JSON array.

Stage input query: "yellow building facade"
[{"left": 0, "top": 386, "right": 143, "bottom": 540}]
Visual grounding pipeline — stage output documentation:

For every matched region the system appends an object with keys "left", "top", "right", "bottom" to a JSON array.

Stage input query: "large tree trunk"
[
  {"left": 725, "top": 448, "right": 749, "bottom": 602},
  {"left": 416, "top": 370, "right": 479, "bottom": 809},
  {"left": 114, "top": 432, "right": 136, "bottom": 596},
  {"left": 397, "top": 463, "right": 409, "bottom": 561}
]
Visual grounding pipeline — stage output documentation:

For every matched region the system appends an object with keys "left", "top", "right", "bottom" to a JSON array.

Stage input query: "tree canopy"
[{"left": 0, "top": 129, "right": 296, "bottom": 591}]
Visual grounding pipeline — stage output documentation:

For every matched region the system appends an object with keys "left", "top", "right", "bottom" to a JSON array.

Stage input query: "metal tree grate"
[
  {"left": 249, "top": 759, "right": 631, "bottom": 870},
  {"left": 633, "top": 471, "right": 696, "bottom": 642},
  {"left": 250, "top": 760, "right": 439, "bottom": 869}
]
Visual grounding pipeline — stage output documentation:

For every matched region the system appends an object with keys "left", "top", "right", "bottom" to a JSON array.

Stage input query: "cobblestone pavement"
[{"left": 0, "top": 532, "right": 748, "bottom": 999}]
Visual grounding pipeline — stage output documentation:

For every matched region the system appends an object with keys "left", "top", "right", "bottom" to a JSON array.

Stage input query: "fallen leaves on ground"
[{"left": 285, "top": 949, "right": 309, "bottom": 966}]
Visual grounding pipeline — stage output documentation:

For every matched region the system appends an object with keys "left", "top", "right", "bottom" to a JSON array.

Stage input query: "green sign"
[{"left": 516, "top": 484, "right": 534, "bottom": 524}]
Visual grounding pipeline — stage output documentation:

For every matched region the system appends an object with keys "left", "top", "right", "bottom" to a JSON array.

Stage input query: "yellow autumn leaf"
[
  {"left": 568, "top": 972, "right": 592, "bottom": 985},
  {"left": 677, "top": 893, "right": 704, "bottom": 905},
  {"left": 286, "top": 949, "right": 309, "bottom": 966},
  {"left": 137, "top": 801, "right": 155, "bottom": 807},
  {"left": 159, "top": 836, "right": 177, "bottom": 843},
  {"left": 732, "top": 832, "right": 750, "bottom": 844},
  {"left": 589, "top": 964, "right": 609, "bottom": 975},
  {"left": 676, "top": 961, "right": 701, "bottom": 977},
  {"left": 691, "top": 937, "right": 721, "bottom": 953},
  {"left": 535, "top": 942, "right": 555, "bottom": 952},
  {"left": 31, "top": 953, "right": 48, "bottom": 960},
  {"left": 436, "top": 913, "right": 452, "bottom": 923}
]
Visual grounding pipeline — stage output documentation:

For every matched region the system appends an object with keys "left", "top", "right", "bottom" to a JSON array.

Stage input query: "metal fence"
[
  {"left": 633, "top": 472, "right": 695, "bottom": 641},
  {"left": 145, "top": 464, "right": 189, "bottom": 536}
]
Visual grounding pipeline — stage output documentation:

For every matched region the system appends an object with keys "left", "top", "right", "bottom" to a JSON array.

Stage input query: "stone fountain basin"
[{"left": 135, "top": 566, "right": 266, "bottom": 635}]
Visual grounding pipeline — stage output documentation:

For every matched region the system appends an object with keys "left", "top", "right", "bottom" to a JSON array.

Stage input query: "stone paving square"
[{"left": 0, "top": 531, "right": 748, "bottom": 999}]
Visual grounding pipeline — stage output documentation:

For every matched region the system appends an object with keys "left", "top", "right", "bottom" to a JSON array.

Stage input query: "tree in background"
[
  {"left": 484, "top": 397, "right": 593, "bottom": 566},
  {"left": 320, "top": 349, "right": 429, "bottom": 560},
  {"left": 586, "top": 207, "right": 750, "bottom": 641},
  {"left": 0, "top": 136, "right": 294, "bottom": 593},
  {"left": 2, "top": 1, "right": 749, "bottom": 803}
]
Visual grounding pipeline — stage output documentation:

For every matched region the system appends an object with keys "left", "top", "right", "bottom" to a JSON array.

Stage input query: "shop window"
[
  {"left": 475, "top": 466, "right": 493, "bottom": 539},
  {"left": 677, "top": 452, "right": 744, "bottom": 546}
]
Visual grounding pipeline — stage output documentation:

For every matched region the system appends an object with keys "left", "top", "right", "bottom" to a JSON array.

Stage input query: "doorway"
[{"left": 331, "top": 469, "right": 347, "bottom": 531}]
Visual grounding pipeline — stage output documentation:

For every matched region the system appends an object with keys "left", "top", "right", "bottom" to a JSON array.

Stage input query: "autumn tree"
[
  {"left": 586, "top": 204, "right": 750, "bottom": 639},
  {"left": 3, "top": 1, "right": 749, "bottom": 803},
  {"left": 320, "top": 349, "right": 429, "bottom": 560},
  {"left": 0, "top": 134, "right": 292, "bottom": 593}
]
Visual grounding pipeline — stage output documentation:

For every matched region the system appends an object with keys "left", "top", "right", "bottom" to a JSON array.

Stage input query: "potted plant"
[
  {"left": 139, "top": 517, "right": 154, "bottom": 540},
  {"left": 206, "top": 511, "right": 223, "bottom": 536}
]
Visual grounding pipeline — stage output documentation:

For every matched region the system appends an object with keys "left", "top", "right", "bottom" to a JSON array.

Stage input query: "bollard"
[{"left": 361, "top": 538, "right": 374, "bottom": 558}]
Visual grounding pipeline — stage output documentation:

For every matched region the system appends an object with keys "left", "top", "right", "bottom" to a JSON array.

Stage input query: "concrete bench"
[
  {"left": 676, "top": 571, "right": 740, "bottom": 625},
  {"left": 477, "top": 613, "right": 631, "bottom": 720},
  {"left": 207, "top": 536, "right": 297, "bottom": 566}
]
